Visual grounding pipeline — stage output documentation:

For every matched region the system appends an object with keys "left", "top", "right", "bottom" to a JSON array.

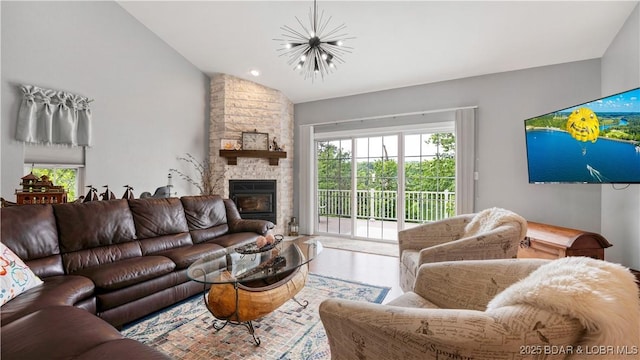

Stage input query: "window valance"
[{"left": 15, "top": 85, "right": 93, "bottom": 147}]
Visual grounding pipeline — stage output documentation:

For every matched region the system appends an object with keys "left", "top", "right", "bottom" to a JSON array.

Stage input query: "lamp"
[{"left": 276, "top": 0, "right": 353, "bottom": 81}]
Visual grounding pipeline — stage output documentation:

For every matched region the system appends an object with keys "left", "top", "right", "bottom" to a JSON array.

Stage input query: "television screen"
[{"left": 524, "top": 87, "right": 640, "bottom": 184}]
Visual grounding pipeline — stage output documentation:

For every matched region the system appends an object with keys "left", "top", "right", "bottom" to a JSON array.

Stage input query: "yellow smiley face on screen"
[{"left": 566, "top": 107, "right": 599, "bottom": 143}]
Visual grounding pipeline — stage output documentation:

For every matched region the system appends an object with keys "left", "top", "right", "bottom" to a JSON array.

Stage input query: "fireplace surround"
[
  {"left": 209, "top": 74, "right": 293, "bottom": 234},
  {"left": 229, "top": 180, "right": 277, "bottom": 224}
]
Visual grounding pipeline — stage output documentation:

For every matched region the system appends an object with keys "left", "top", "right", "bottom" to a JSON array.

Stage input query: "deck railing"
[{"left": 318, "top": 189, "right": 455, "bottom": 223}]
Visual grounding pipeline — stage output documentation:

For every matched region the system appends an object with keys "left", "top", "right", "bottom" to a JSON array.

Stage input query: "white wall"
[
  {"left": 1, "top": 1, "right": 210, "bottom": 199},
  {"left": 295, "top": 60, "right": 603, "bottom": 232},
  {"left": 601, "top": 4, "right": 640, "bottom": 268}
]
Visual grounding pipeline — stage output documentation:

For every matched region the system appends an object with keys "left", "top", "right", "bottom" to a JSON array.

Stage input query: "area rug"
[
  {"left": 312, "top": 236, "right": 398, "bottom": 257},
  {"left": 121, "top": 273, "right": 390, "bottom": 359}
]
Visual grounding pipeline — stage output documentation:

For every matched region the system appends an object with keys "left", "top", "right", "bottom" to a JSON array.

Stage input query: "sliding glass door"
[
  {"left": 353, "top": 135, "right": 399, "bottom": 239},
  {"left": 403, "top": 132, "right": 456, "bottom": 231},
  {"left": 316, "top": 139, "right": 352, "bottom": 236},
  {"left": 316, "top": 126, "right": 456, "bottom": 242}
]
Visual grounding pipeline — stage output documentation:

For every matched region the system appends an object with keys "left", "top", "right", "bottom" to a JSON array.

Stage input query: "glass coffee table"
[{"left": 187, "top": 237, "right": 321, "bottom": 345}]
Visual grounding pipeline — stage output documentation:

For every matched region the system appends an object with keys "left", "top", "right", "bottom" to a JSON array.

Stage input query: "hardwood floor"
[{"left": 308, "top": 246, "right": 403, "bottom": 304}]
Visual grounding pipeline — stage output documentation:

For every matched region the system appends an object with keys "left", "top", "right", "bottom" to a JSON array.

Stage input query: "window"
[
  {"left": 23, "top": 144, "right": 86, "bottom": 203},
  {"left": 24, "top": 165, "right": 83, "bottom": 202}
]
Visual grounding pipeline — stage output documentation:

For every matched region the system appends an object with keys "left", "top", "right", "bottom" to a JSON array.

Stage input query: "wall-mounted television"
[{"left": 524, "top": 87, "right": 640, "bottom": 184}]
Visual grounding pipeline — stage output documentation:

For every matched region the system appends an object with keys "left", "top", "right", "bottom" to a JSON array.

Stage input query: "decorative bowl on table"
[{"left": 235, "top": 234, "right": 284, "bottom": 254}]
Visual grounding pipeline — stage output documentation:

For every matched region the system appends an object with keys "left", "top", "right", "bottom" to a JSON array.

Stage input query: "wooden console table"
[
  {"left": 517, "top": 221, "right": 612, "bottom": 260},
  {"left": 219, "top": 150, "right": 286, "bottom": 166}
]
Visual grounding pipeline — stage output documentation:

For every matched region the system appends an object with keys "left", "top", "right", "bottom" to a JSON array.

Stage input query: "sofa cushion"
[
  {"left": 20, "top": 255, "right": 65, "bottom": 279},
  {"left": 0, "top": 275, "right": 94, "bottom": 325},
  {"left": 55, "top": 200, "right": 137, "bottom": 252},
  {"left": 138, "top": 233, "right": 193, "bottom": 255},
  {"left": 62, "top": 241, "right": 143, "bottom": 274},
  {"left": 156, "top": 242, "right": 225, "bottom": 269},
  {"left": 180, "top": 195, "right": 228, "bottom": 230},
  {"left": 129, "top": 197, "right": 189, "bottom": 238},
  {"left": 73, "top": 256, "right": 175, "bottom": 291},
  {"left": 1, "top": 243, "right": 44, "bottom": 306},
  {"left": 96, "top": 271, "right": 183, "bottom": 311},
  {"left": 0, "top": 204, "right": 63, "bottom": 277},
  {"left": 189, "top": 224, "right": 230, "bottom": 244},
  {"left": 1, "top": 306, "right": 170, "bottom": 360},
  {"left": 207, "top": 232, "right": 262, "bottom": 249}
]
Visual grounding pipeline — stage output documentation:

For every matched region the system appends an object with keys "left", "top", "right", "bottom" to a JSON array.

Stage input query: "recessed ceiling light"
[{"left": 250, "top": 69, "right": 260, "bottom": 77}]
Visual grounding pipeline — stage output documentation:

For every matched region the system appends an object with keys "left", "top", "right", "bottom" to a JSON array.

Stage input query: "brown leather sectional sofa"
[{"left": 1, "top": 195, "right": 273, "bottom": 360}]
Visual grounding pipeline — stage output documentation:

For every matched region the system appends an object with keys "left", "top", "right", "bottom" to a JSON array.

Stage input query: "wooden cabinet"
[{"left": 517, "top": 221, "right": 612, "bottom": 260}]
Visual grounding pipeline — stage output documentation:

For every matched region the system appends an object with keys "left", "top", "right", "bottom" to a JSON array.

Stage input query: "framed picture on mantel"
[
  {"left": 242, "top": 131, "right": 269, "bottom": 151},
  {"left": 221, "top": 139, "right": 241, "bottom": 150}
]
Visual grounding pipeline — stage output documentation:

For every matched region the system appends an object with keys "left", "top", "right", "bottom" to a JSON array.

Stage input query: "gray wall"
[
  {"left": 1, "top": 1, "right": 210, "bottom": 199},
  {"left": 601, "top": 4, "right": 640, "bottom": 268},
  {"left": 295, "top": 5, "right": 640, "bottom": 268},
  {"left": 295, "top": 60, "right": 604, "bottom": 233}
]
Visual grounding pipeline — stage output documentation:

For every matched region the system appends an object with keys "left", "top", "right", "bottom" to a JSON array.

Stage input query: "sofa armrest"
[
  {"left": 223, "top": 199, "right": 274, "bottom": 235},
  {"left": 230, "top": 219, "right": 274, "bottom": 235},
  {"left": 398, "top": 214, "right": 475, "bottom": 253},
  {"left": 319, "top": 298, "right": 582, "bottom": 360},
  {"left": 413, "top": 259, "right": 550, "bottom": 310}
]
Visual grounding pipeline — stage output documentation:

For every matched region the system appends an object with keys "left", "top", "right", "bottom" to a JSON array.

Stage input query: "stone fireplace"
[{"left": 209, "top": 74, "right": 293, "bottom": 234}]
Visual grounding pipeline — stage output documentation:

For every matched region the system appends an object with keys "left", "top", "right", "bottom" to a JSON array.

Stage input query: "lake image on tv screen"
[{"left": 525, "top": 88, "right": 640, "bottom": 183}]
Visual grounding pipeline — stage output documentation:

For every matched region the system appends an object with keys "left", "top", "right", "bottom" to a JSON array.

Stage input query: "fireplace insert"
[{"left": 229, "top": 180, "right": 277, "bottom": 224}]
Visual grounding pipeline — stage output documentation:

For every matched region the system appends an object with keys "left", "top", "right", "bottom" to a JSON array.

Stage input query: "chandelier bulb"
[
  {"left": 321, "top": 53, "right": 328, "bottom": 60},
  {"left": 300, "top": 54, "right": 307, "bottom": 61},
  {"left": 310, "top": 31, "right": 315, "bottom": 37},
  {"left": 337, "top": 40, "right": 344, "bottom": 46},
  {"left": 285, "top": 43, "right": 292, "bottom": 49},
  {"left": 329, "top": 62, "right": 335, "bottom": 68}
]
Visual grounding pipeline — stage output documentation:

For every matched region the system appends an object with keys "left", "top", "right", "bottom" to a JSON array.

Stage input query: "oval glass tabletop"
[{"left": 187, "top": 238, "right": 321, "bottom": 285}]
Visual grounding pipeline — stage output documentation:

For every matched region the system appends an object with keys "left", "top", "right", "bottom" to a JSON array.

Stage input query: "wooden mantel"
[{"left": 219, "top": 150, "right": 287, "bottom": 166}]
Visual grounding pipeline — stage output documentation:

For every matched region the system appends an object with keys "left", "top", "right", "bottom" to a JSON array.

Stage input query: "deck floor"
[{"left": 315, "top": 215, "right": 423, "bottom": 242}]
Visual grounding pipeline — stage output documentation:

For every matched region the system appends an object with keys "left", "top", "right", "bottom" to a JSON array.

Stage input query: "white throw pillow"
[{"left": 0, "top": 242, "right": 44, "bottom": 306}]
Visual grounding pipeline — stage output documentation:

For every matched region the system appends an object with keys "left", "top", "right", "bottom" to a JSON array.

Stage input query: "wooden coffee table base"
[{"left": 204, "top": 264, "right": 309, "bottom": 345}]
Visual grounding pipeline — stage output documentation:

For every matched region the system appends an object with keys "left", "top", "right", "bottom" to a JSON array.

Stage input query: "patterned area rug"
[{"left": 121, "top": 273, "right": 390, "bottom": 359}]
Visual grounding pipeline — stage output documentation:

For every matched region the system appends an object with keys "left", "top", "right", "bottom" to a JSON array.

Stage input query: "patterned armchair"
[
  {"left": 319, "top": 258, "right": 640, "bottom": 360},
  {"left": 398, "top": 208, "right": 527, "bottom": 292}
]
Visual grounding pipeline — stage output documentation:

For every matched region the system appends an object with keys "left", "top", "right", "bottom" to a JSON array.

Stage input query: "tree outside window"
[{"left": 29, "top": 167, "right": 79, "bottom": 201}]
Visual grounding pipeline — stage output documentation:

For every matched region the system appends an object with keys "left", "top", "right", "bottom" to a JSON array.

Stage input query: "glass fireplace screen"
[{"left": 235, "top": 194, "right": 272, "bottom": 213}]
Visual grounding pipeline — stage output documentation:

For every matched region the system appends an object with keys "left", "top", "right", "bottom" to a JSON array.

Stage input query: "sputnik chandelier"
[{"left": 276, "top": 0, "right": 353, "bottom": 81}]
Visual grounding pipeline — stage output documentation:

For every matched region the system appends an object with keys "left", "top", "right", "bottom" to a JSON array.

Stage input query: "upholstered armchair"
[
  {"left": 398, "top": 207, "right": 527, "bottom": 292},
  {"left": 320, "top": 258, "right": 640, "bottom": 360}
]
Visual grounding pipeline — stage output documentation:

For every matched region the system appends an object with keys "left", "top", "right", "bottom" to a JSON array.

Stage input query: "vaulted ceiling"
[{"left": 118, "top": 1, "right": 638, "bottom": 104}]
